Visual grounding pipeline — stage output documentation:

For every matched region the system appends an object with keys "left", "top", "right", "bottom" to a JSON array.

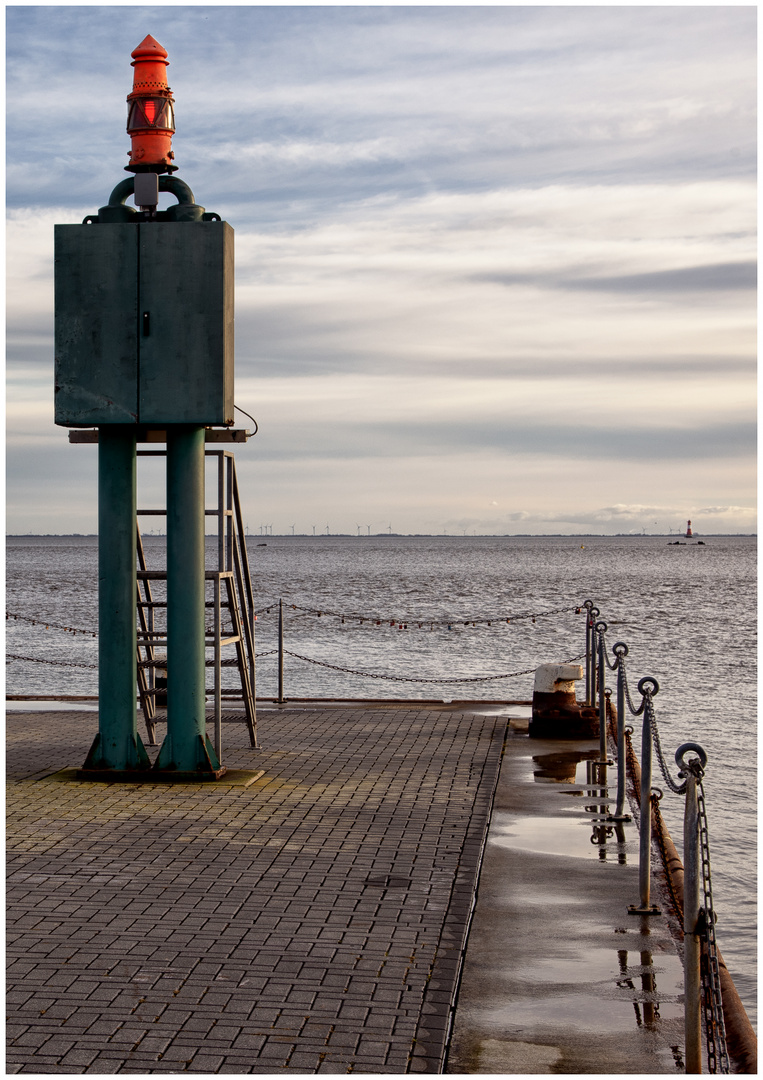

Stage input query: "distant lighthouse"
[{"left": 685, "top": 519, "right": 693, "bottom": 537}]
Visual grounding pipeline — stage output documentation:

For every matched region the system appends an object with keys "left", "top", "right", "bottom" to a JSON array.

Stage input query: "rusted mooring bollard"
[{"left": 528, "top": 663, "right": 598, "bottom": 738}]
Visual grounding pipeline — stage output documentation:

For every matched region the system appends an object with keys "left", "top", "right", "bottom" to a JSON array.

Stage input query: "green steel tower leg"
[
  {"left": 155, "top": 425, "right": 223, "bottom": 776},
  {"left": 83, "top": 425, "right": 150, "bottom": 771}
]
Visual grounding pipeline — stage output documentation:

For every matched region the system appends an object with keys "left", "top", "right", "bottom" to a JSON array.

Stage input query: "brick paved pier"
[{"left": 7, "top": 704, "right": 505, "bottom": 1074}]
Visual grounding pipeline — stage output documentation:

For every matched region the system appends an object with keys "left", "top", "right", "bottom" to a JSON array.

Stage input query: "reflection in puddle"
[
  {"left": 618, "top": 948, "right": 660, "bottom": 1027},
  {"left": 491, "top": 945, "right": 683, "bottom": 1035},
  {"left": 490, "top": 813, "right": 632, "bottom": 863},
  {"left": 529, "top": 753, "right": 631, "bottom": 862},
  {"left": 532, "top": 749, "right": 602, "bottom": 784}
]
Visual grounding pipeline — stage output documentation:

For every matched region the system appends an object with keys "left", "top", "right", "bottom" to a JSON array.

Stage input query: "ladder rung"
[
  {"left": 138, "top": 600, "right": 236, "bottom": 608},
  {"left": 136, "top": 462, "right": 257, "bottom": 749},
  {"left": 137, "top": 570, "right": 236, "bottom": 580}
]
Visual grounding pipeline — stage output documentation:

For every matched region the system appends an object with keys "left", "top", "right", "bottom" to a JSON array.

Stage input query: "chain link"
[
  {"left": 598, "top": 631, "right": 620, "bottom": 672},
  {"left": 697, "top": 779, "right": 730, "bottom": 1074},
  {"left": 645, "top": 691, "right": 687, "bottom": 795},
  {"left": 283, "top": 649, "right": 586, "bottom": 685},
  {"left": 6, "top": 611, "right": 97, "bottom": 637},
  {"left": 6, "top": 652, "right": 98, "bottom": 670},
  {"left": 618, "top": 655, "right": 646, "bottom": 716},
  {"left": 255, "top": 601, "right": 579, "bottom": 627}
]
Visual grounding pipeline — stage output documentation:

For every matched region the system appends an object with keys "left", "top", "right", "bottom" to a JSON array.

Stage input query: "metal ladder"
[{"left": 135, "top": 448, "right": 258, "bottom": 754}]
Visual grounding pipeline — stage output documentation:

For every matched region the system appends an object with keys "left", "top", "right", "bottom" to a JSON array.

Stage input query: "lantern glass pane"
[{"left": 127, "top": 99, "right": 175, "bottom": 132}]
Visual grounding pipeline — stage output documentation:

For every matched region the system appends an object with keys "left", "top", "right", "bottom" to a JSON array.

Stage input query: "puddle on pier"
[
  {"left": 484, "top": 988, "right": 682, "bottom": 1034},
  {"left": 518, "top": 944, "right": 684, "bottom": 993},
  {"left": 532, "top": 748, "right": 603, "bottom": 784},
  {"left": 488, "top": 799, "right": 631, "bottom": 864},
  {"left": 490, "top": 942, "right": 684, "bottom": 1033},
  {"left": 489, "top": 811, "right": 632, "bottom": 862}
]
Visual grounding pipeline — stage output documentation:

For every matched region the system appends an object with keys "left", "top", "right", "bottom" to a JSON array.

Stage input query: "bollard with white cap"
[{"left": 528, "top": 663, "right": 599, "bottom": 738}]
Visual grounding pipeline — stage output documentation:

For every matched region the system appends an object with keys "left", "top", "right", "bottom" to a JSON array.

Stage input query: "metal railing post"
[
  {"left": 583, "top": 600, "right": 594, "bottom": 705},
  {"left": 596, "top": 620, "right": 607, "bottom": 762},
  {"left": 277, "top": 598, "right": 286, "bottom": 703},
  {"left": 683, "top": 768, "right": 702, "bottom": 1073},
  {"left": 675, "top": 742, "right": 709, "bottom": 1074},
  {"left": 628, "top": 678, "right": 660, "bottom": 916},
  {"left": 609, "top": 642, "right": 631, "bottom": 822}
]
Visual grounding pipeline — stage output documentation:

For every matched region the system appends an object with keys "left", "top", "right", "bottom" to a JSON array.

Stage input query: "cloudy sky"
[{"left": 6, "top": 5, "right": 757, "bottom": 535}]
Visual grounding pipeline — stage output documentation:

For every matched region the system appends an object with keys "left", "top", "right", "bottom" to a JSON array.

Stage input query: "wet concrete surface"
[{"left": 446, "top": 728, "right": 686, "bottom": 1074}]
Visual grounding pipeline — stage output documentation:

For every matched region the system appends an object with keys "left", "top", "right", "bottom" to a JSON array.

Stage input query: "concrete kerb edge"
[{"left": 420, "top": 713, "right": 510, "bottom": 1074}]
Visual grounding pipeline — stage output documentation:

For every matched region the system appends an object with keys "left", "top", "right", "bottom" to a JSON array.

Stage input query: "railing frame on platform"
[
  {"left": 608, "top": 641, "right": 631, "bottom": 823},
  {"left": 586, "top": 607, "right": 731, "bottom": 1074},
  {"left": 684, "top": 758, "right": 703, "bottom": 1073},
  {"left": 277, "top": 599, "right": 286, "bottom": 704}
]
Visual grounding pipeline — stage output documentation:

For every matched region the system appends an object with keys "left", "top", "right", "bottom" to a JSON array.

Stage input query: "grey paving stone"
[
  {"left": 7, "top": 706, "right": 504, "bottom": 1074},
  {"left": 59, "top": 1047, "right": 100, "bottom": 1066},
  {"left": 188, "top": 1054, "right": 226, "bottom": 1071}
]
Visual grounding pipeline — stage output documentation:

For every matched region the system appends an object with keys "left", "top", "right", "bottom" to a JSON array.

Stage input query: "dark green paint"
[
  {"left": 154, "top": 426, "right": 222, "bottom": 774},
  {"left": 83, "top": 426, "right": 150, "bottom": 771},
  {"left": 54, "top": 221, "right": 234, "bottom": 427}
]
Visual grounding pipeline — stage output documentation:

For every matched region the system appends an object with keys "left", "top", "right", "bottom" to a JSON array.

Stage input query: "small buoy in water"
[{"left": 580, "top": 544, "right": 585, "bottom": 549}]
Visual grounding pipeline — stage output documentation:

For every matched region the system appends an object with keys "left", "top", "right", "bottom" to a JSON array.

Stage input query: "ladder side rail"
[
  {"left": 230, "top": 456, "right": 256, "bottom": 634},
  {"left": 213, "top": 574, "right": 222, "bottom": 759},
  {"left": 213, "top": 450, "right": 224, "bottom": 573},
  {"left": 135, "top": 523, "right": 158, "bottom": 744},
  {"left": 226, "top": 453, "right": 234, "bottom": 574},
  {"left": 231, "top": 536, "right": 258, "bottom": 745},
  {"left": 135, "top": 449, "right": 167, "bottom": 733},
  {"left": 229, "top": 455, "right": 257, "bottom": 719},
  {"left": 223, "top": 573, "right": 257, "bottom": 748}
]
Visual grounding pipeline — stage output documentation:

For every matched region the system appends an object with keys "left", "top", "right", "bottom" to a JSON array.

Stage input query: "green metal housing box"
[{"left": 54, "top": 221, "right": 234, "bottom": 426}]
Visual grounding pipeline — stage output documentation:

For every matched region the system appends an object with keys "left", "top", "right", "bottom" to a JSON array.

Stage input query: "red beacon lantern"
[{"left": 125, "top": 35, "right": 177, "bottom": 173}]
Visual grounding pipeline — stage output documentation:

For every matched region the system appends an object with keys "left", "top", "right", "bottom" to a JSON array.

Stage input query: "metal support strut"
[
  {"left": 82, "top": 426, "right": 150, "bottom": 773},
  {"left": 154, "top": 426, "right": 224, "bottom": 777}
]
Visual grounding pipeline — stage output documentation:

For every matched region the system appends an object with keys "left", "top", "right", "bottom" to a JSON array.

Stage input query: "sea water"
[{"left": 6, "top": 533, "right": 756, "bottom": 1027}]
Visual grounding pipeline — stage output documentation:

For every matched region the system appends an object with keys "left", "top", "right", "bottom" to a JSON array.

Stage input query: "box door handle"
[{"left": 142, "top": 311, "right": 150, "bottom": 336}]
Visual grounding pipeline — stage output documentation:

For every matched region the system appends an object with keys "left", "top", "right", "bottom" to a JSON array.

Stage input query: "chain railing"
[
  {"left": 584, "top": 599, "right": 731, "bottom": 1074},
  {"left": 6, "top": 599, "right": 582, "bottom": 691},
  {"left": 263, "top": 596, "right": 584, "bottom": 693}
]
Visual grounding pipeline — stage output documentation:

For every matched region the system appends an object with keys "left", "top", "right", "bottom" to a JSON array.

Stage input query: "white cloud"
[{"left": 5, "top": 6, "right": 756, "bottom": 534}]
